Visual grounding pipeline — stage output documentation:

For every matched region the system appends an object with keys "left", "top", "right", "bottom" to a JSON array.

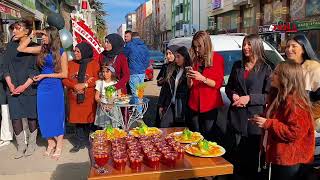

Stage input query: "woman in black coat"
[
  {"left": 158, "top": 46, "right": 191, "bottom": 127},
  {"left": 225, "top": 34, "right": 271, "bottom": 180}
]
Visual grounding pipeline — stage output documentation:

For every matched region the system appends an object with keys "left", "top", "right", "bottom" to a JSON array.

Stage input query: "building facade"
[
  {"left": 153, "top": 0, "right": 172, "bottom": 51},
  {"left": 136, "top": 0, "right": 153, "bottom": 48},
  {"left": 125, "top": 12, "right": 136, "bottom": 31},
  {"left": 117, "top": 23, "right": 126, "bottom": 39},
  {"left": 172, "top": 0, "right": 209, "bottom": 37}
]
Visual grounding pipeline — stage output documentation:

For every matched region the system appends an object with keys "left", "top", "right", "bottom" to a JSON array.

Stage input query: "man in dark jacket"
[{"left": 123, "top": 31, "right": 149, "bottom": 97}]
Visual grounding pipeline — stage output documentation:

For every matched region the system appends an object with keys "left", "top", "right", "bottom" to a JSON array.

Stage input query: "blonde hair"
[
  {"left": 267, "top": 61, "right": 312, "bottom": 118},
  {"left": 190, "top": 31, "right": 213, "bottom": 67}
]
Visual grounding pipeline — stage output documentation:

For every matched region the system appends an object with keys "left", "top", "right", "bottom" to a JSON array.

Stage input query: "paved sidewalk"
[{"left": 0, "top": 136, "right": 90, "bottom": 180}]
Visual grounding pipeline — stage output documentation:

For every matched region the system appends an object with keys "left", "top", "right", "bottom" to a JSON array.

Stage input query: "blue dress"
[{"left": 37, "top": 50, "right": 65, "bottom": 138}]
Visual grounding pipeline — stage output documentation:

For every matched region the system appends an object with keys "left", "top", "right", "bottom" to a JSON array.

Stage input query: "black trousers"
[
  {"left": 271, "top": 164, "right": 301, "bottom": 180},
  {"left": 186, "top": 108, "right": 221, "bottom": 143}
]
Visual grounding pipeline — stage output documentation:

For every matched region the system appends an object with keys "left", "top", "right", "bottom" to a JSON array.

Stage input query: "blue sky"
[{"left": 102, "top": 0, "right": 147, "bottom": 33}]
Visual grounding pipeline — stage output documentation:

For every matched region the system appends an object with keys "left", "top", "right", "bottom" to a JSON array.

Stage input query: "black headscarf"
[
  {"left": 102, "top": 33, "right": 124, "bottom": 65},
  {"left": 76, "top": 42, "right": 93, "bottom": 104}
]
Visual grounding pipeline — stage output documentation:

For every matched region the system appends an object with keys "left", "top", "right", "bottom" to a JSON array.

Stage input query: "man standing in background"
[{"left": 123, "top": 30, "right": 149, "bottom": 97}]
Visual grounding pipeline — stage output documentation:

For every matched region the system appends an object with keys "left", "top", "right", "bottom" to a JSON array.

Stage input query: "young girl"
[
  {"left": 94, "top": 65, "right": 121, "bottom": 128},
  {"left": 252, "top": 61, "right": 314, "bottom": 180}
]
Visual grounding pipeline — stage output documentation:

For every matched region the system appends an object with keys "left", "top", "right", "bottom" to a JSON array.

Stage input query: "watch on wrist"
[{"left": 84, "top": 83, "right": 88, "bottom": 88}]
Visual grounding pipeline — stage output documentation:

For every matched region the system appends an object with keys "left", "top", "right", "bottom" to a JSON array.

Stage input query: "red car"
[{"left": 145, "top": 60, "right": 154, "bottom": 81}]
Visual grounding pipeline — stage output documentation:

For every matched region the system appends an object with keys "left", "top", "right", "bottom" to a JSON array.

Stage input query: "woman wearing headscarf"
[
  {"left": 100, "top": 33, "right": 130, "bottom": 94},
  {"left": 63, "top": 42, "right": 100, "bottom": 153}
]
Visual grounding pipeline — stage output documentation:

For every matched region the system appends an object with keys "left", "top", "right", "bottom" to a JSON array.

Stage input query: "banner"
[{"left": 71, "top": 17, "right": 104, "bottom": 54}]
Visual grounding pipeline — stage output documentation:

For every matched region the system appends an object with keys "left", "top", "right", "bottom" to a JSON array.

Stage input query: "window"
[{"left": 180, "top": 3, "right": 183, "bottom": 13}]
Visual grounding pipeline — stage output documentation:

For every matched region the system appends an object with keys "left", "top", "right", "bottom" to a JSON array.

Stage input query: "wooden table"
[{"left": 88, "top": 128, "right": 233, "bottom": 180}]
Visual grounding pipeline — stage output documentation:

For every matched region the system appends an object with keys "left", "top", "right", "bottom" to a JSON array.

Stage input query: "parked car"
[
  {"left": 149, "top": 50, "right": 165, "bottom": 69},
  {"left": 168, "top": 34, "right": 284, "bottom": 134},
  {"left": 145, "top": 59, "right": 154, "bottom": 81}
]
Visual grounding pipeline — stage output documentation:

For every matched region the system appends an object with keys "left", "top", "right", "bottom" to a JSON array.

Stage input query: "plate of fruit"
[
  {"left": 105, "top": 126, "right": 127, "bottom": 140},
  {"left": 129, "top": 122, "right": 162, "bottom": 137},
  {"left": 185, "top": 140, "right": 225, "bottom": 157},
  {"left": 169, "top": 128, "right": 203, "bottom": 144}
]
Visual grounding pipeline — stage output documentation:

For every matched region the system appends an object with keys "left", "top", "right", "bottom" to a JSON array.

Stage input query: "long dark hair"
[
  {"left": 288, "top": 34, "right": 319, "bottom": 61},
  {"left": 37, "top": 26, "right": 62, "bottom": 72},
  {"left": 12, "top": 20, "right": 33, "bottom": 37},
  {"left": 165, "top": 46, "right": 192, "bottom": 82},
  {"left": 242, "top": 34, "right": 267, "bottom": 71}
]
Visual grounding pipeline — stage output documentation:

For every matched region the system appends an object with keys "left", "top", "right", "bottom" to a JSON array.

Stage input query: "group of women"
[
  {"left": 1, "top": 20, "right": 130, "bottom": 159},
  {"left": 156, "top": 32, "right": 320, "bottom": 180},
  {"left": 1, "top": 19, "right": 320, "bottom": 179}
]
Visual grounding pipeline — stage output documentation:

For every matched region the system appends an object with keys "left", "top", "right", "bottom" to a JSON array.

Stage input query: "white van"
[{"left": 168, "top": 34, "right": 284, "bottom": 133}]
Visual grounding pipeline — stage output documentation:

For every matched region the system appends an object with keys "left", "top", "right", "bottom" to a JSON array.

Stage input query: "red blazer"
[
  {"left": 99, "top": 53, "right": 130, "bottom": 94},
  {"left": 263, "top": 96, "right": 315, "bottom": 166},
  {"left": 188, "top": 52, "right": 224, "bottom": 113}
]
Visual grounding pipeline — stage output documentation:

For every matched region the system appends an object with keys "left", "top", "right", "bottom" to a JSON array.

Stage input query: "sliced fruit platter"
[
  {"left": 129, "top": 122, "right": 162, "bottom": 137},
  {"left": 114, "top": 94, "right": 131, "bottom": 104},
  {"left": 90, "top": 126, "right": 127, "bottom": 140},
  {"left": 168, "top": 128, "right": 203, "bottom": 144},
  {"left": 185, "top": 139, "right": 226, "bottom": 157}
]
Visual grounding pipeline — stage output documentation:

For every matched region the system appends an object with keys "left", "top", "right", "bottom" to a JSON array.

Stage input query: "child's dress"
[{"left": 94, "top": 80, "right": 121, "bottom": 128}]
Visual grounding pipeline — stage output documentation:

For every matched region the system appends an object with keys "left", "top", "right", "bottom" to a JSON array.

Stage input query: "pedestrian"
[
  {"left": 63, "top": 42, "right": 100, "bottom": 153},
  {"left": 224, "top": 34, "right": 271, "bottom": 180},
  {"left": 158, "top": 46, "right": 191, "bottom": 127},
  {"left": 3, "top": 20, "right": 39, "bottom": 159},
  {"left": 94, "top": 64, "right": 121, "bottom": 128},
  {"left": 18, "top": 26, "right": 68, "bottom": 160},
  {"left": 123, "top": 31, "right": 149, "bottom": 97},
  {"left": 156, "top": 45, "right": 179, "bottom": 86},
  {"left": 101, "top": 33, "right": 130, "bottom": 94},
  {"left": 186, "top": 31, "right": 224, "bottom": 141},
  {"left": 251, "top": 61, "right": 315, "bottom": 180}
]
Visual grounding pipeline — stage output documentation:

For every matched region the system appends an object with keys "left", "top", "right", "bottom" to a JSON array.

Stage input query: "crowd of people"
[{"left": 0, "top": 19, "right": 320, "bottom": 180}]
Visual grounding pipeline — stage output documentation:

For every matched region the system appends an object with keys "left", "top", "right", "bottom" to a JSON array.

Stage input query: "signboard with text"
[{"left": 212, "top": 0, "right": 222, "bottom": 10}]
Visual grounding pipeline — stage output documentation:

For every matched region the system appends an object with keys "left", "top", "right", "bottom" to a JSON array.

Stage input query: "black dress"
[
  {"left": 157, "top": 68, "right": 188, "bottom": 127},
  {"left": 2, "top": 41, "right": 39, "bottom": 120}
]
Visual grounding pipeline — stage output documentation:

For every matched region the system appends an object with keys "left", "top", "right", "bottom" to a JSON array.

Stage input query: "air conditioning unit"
[{"left": 233, "top": 0, "right": 251, "bottom": 6}]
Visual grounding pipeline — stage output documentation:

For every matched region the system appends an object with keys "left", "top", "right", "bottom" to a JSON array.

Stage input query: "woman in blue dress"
[{"left": 17, "top": 26, "right": 68, "bottom": 160}]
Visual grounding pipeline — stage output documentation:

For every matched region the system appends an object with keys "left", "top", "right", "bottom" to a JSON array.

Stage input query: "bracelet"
[{"left": 202, "top": 77, "right": 207, "bottom": 83}]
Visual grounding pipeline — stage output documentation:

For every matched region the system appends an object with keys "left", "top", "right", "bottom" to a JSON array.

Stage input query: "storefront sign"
[
  {"left": 270, "top": 22, "right": 298, "bottom": 32},
  {"left": 0, "top": 3, "right": 21, "bottom": 18},
  {"left": 212, "top": 0, "right": 222, "bottom": 10},
  {"left": 71, "top": 17, "right": 104, "bottom": 54},
  {"left": 296, "top": 21, "right": 320, "bottom": 31}
]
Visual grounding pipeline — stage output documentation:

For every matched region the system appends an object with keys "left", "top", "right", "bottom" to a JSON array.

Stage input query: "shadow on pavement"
[{"left": 50, "top": 161, "right": 90, "bottom": 180}]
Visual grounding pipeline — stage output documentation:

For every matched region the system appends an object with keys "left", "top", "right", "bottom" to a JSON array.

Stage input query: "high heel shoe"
[
  {"left": 43, "top": 146, "right": 55, "bottom": 156},
  {"left": 51, "top": 148, "right": 62, "bottom": 160}
]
